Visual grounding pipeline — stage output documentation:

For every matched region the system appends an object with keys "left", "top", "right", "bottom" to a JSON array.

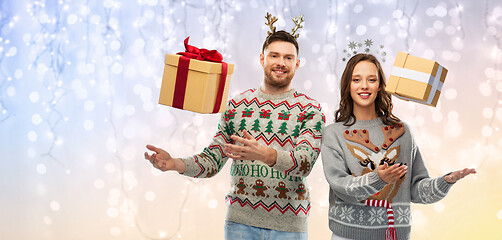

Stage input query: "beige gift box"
[
  {"left": 385, "top": 52, "right": 448, "bottom": 107},
  {"left": 159, "top": 54, "right": 234, "bottom": 113}
]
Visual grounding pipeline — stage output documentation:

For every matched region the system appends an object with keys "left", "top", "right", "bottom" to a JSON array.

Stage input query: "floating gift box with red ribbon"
[
  {"left": 159, "top": 37, "right": 234, "bottom": 113},
  {"left": 385, "top": 52, "right": 448, "bottom": 107}
]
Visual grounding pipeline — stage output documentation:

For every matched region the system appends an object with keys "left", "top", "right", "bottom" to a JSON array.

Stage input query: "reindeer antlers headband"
[{"left": 265, "top": 12, "right": 304, "bottom": 39}]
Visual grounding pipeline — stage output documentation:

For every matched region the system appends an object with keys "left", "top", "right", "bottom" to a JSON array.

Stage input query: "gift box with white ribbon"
[{"left": 385, "top": 52, "right": 447, "bottom": 107}]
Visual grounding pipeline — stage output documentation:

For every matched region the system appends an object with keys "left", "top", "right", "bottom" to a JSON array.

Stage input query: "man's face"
[{"left": 260, "top": 41, "right": 300, "bottom": 90}]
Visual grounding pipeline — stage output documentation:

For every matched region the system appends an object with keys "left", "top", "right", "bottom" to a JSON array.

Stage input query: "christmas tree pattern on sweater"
[{"left": 180, "top": 88, "right": 325, "bottom": 232}]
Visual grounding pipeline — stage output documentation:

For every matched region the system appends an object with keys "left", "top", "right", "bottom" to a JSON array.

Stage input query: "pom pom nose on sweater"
[
  {"left": 321, "top": 118, "right": 453, "bottom": 240},
  {"left": 181, "top": 88, "right": 325, "bottom": 232}
]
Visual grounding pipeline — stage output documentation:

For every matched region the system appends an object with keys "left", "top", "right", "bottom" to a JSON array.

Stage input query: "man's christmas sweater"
[
  {"left": 181, "top": 88, "right": 325, "bottom": 232},
  {"left": 321, "top": 118, "right": 454, "bottom": 240}
]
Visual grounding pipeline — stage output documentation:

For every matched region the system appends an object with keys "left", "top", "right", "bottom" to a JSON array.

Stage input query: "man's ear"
[
  {"left": 295, "top": 58, "right": 300, "bottom": 70},
  {"left": 260, "top": 53, "right": 265, "bottom": 67}
]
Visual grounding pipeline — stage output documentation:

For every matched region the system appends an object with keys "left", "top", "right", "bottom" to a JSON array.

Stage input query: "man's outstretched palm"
[{"left": 144, "top": 144, "right": 183, "bottom": 172}]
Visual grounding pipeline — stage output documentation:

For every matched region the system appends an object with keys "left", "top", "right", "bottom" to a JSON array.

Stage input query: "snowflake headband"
[
  {"left": 265, "top": 12, "right": 304, "bottom": 39},
  {"left": 342, "top": 39, "right": 387, "bottom": 62}
]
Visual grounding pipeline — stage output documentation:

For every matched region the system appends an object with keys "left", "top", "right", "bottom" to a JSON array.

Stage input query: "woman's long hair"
[{"left": 334, "top": 53, "right": 400, "bottom": 126}]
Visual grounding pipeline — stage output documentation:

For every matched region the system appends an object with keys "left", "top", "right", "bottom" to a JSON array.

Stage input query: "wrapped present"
[
  {"left": 159, "top": 37, "right": 234, "bottom": 113},
  {"left": 385, "top": 52, "right": 447, "bottom": 107}
]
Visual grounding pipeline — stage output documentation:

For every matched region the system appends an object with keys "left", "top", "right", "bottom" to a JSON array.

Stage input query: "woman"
[{"left": 321, "top": 53, "right": 475, "bottom": 240}]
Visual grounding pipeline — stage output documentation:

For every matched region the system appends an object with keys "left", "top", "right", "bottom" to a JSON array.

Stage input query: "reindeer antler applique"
[
  {"left": 291, "top": 15, "right": 304, "bottom": 39},
  {"left": 381, "top": 125, "right": 405, "bottom": 150},
  {"left": 265, "top": 12, "right": 278, "bottom": 36},
  {"left": 344, "top": 125, "right": 405, "bottom": 152},
  {"left": 344, "top": 129, "right": 380, "bottom": 153}
]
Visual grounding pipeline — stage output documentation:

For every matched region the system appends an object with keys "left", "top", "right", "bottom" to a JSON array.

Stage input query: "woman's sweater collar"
[{"left": 350, "top": 117, "right": 383, "bottom": 128}]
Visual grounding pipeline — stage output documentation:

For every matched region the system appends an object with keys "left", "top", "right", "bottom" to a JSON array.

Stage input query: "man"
[{"left": 145, "top": 30, "right": 325, "bottom": 240}]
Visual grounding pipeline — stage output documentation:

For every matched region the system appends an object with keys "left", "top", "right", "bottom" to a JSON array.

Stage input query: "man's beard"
[{"left": 264, "top": 68, "right": 293, "bottom": 89}]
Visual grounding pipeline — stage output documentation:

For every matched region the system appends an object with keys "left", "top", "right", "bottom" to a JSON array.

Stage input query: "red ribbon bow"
[{"left": 177, "top": 37, "right": 223, "bottom": 62}]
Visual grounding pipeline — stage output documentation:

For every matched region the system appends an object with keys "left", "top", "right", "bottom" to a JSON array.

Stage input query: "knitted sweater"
[
  {"left": 181, "top": 88, "right": 325, "bottom": 232},
  {"left": 321, "top": 118, "right": 453, "bottom": 240}
]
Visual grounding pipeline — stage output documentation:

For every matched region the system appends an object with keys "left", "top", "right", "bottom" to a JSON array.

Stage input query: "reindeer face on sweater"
[{"left": 344, "top": 125, "right": 405, "bottom": 203}]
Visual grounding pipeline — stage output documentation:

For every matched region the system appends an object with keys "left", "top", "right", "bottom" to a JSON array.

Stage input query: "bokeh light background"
[{"left": 1, "top": 0, "right": 501, "bottom": 239}]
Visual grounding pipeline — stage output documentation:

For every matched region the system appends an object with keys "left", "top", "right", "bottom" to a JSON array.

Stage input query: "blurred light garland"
[
  {"left": 27, "top": 0, "right": 69, "bottom": 169},
  {"left": 478, "top": 0, "right": 502, "bottom": 169},
  {"left": 0, "top": 1, "right": 12, "bottom": 122},
  {"left": 95, "top": 0, "right": 138, "bottom": 238},
  {"left": 453, "top": 0, "right": 466, "bottom": 40},
  {"left": 393, "top": 0, "right": 418, "bottom": 53},
  {"left": 326, "top": 0, "right": 340, "bottom": 93},
  {"left": 0, "top": 1, "right": 14, "bottom": 120}
]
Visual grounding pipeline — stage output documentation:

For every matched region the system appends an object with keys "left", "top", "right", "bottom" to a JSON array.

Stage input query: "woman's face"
[{"left": 350, "top": 60, "right": 380, "bottom": 113}]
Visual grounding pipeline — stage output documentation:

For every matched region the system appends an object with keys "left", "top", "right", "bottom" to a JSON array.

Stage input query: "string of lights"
[
  {"left": 453, "top": 0, "right": 466, "bottom": 40},
  {"left": 0, "top": 1, "right": 13, "bottom": 123},
  {"left": 478, "top": 0, "right": 502, "bottom": 169},
  {"left": 96, "top": 0, "right": 139, "bottom": 238},
  {"left": 27, "top": 0, "right": 69, "bottom": 169},
  {"left": 325, "top": 0, "right": 340, "bottom": 94}
]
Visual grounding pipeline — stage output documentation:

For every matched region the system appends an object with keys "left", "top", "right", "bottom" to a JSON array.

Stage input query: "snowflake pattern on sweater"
[{"left": 181, "top": 88, "right": 325, "bottom": 232}]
